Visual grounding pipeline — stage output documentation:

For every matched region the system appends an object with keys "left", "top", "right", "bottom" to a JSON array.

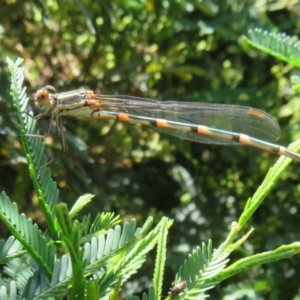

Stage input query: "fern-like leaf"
[
  {"left": 69, "top": 194, "right": 95, "bottom": 219},
  {"left": 212, "top": 242, "right": 300, "bottom": 282},
  {"left": 0, "top": 192, "right": 55, "bottom": 278},
  {"left": 0, "top": 236, "right": 24, "bottom": 264},
  {"left": 80, "top": 212, "right": 121, "bottom": 244},
  {"left": 18, "top": 218, "right": 154, "bottom": 299},
  {"left": 173, "top": 241, "right": 229, "bottom": 299},
  {"left": 244, "top": 28, "right": 300, "bottom": 68},
  {"left": 0, "top": 281, "right": 17, "bottom": 300},
  {"left": 3, "top": 255, "right": 37, "bottom": 296},
  {"left": 153, "top": 218, "right": 170, "bottom": 300},
  {"left": 21, "top": 265, "right": 48, "bottom": 299},
  {"left": 126, "top": 285, "right": 156, "bottom": 300},
  {"left": 7, "top": 57, "right": 58, "bottom": 237}
]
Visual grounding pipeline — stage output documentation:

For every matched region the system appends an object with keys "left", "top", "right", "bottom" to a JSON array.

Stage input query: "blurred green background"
[{"left": 1, "top": 0, "right": 300, "bottom": 299}]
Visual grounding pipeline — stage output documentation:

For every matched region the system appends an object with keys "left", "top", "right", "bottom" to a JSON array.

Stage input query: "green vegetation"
[{"left": 1, "top": 1, "right": 300, "bottom": 299}]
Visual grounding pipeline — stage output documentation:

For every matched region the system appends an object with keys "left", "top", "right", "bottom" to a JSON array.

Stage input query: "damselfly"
[{"left": 31, "top": 85, "right": 300, "bottom": 172}]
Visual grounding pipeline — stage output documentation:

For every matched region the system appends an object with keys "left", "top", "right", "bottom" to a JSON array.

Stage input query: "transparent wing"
[{"left": 95, "top": 94, "right": 280, "bottom": 145}]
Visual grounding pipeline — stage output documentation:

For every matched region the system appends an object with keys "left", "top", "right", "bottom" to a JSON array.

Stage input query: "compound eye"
[{"left": 34, "top": 87, "right": 52, "bottom": 109}]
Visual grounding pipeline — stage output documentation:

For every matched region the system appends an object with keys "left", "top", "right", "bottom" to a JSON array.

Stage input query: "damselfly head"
[
  {"left": 168, "top": 281, "right": 187, "bottom": 298},
  {"left": 33, "top": 85, "right": 57, "bottom": 109}
]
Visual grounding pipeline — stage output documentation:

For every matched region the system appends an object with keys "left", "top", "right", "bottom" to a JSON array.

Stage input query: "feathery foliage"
[
  {"left": 166, "top": 241, "right": 229, "bottom": 300},
  {"left": 244, "top": 28, "right": 300, "bottom": 68},
  {"left": 7, "top": 58, "right": 58, "bottom": 237}
]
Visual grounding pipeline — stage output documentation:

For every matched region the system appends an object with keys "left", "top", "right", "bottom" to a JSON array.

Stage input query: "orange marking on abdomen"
[
  {"left": 156, "top": 119, "right": 170, "bottom": 128},
  {"left": 239, "top": 134, "right": 253, "bottom": 145},
  {"left": 278, "top": 146, "right": 286, "bottom": 155},
  {"left": 197, "top": 125, "right": 211, "bottom": 135},
  {"left": 117, "top": 113, "right": 132, "bottom": 122}
]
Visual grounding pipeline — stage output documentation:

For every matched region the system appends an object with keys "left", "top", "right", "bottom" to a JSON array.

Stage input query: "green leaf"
[
  {"left": 238, "top": 138, "right": 300, "bottom": 229},
  {"left": 291, "top": 75, "right": 300, "bottom": 92},
  {"left": 79, "top": 212, "right": 121, "bottom": 244},
  {"left": 243, "top": 28, "right": 300, "bottom": 68},
  {"left": 69, "top": 194, "right": 95, "bottom": 219},
  {"left": 153, "top": 217, "right": 171, "bottom": 300},
  {"left": 174, "top": 241, "right": 229, "bottom": 299},
  {"left": 0, "top": 236, "right": 25, "bottom": 264},
  {"left": 7, "top": 57, "right": 58, "bottom": 237},
  {"left": 0, "top": 191, "right": 54, "bottom": 278},
  {"left": 213, "top": 242, "right": 300, "bottom": 282}
]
